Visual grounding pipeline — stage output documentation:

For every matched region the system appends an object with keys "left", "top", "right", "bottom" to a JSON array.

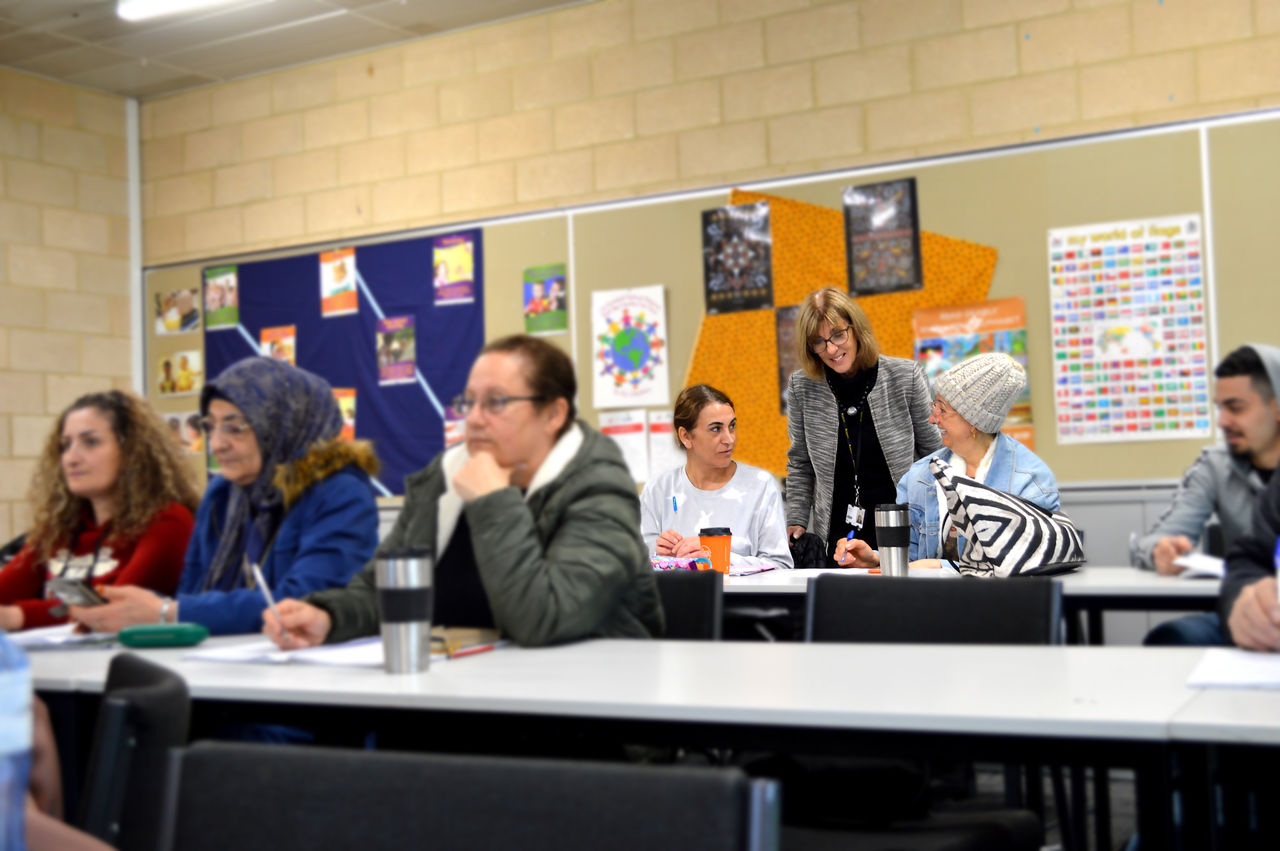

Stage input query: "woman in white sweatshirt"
[{"left": 640, "top": 384, "right": 793, "bottom": 570}]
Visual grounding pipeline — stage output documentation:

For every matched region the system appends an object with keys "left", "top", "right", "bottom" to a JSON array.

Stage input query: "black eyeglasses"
[
  {"left": 451, "top": 394, "right": 546, "bottom": 416},
  {"left": 810, "top": 326, "right": 851, "bottom": 354}
]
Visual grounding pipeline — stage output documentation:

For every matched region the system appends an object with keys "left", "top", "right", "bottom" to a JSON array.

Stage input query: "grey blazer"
[{"left": 785, "top": 356, "right": 942, "bottom": 544}]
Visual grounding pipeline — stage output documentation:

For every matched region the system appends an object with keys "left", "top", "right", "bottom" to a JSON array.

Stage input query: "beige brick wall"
[
  {"left": 0, "top": 69, "right": 130, "bottom": 542},
  {"left": 137, "top": 0, "right": 1280, "bottom": 265}
]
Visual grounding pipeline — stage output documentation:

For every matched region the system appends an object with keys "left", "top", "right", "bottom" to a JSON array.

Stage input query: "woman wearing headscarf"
[
  {"left": 264, "top": 335, "right": 663, "bottom": 648},
  {"left": 837, "top": 353, "right": 1059, "bottom": 569},
  {"left": 73, "top": 357, "right": 380, "bottom": 635},
  {"left": 785, "top": 287, "right": 941, "bottom": 559}
]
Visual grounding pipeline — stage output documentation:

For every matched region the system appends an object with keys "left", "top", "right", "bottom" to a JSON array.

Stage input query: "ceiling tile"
[
  {"left": 10, "top": 43, "right": 132, "bottom": 76},
  {"left": 165, "top": 13, "right": 400, "bottom": 76},
  {"left": 0, "top": 30, "right": 81, "bottom": 63}
]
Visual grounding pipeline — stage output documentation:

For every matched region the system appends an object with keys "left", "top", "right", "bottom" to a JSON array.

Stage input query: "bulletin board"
[
  {"left": 144, "top": 217, "right": 570, "bottom": 495},
  {"left": 145, "top": 110, "right": 1280, "bottom": 487}
]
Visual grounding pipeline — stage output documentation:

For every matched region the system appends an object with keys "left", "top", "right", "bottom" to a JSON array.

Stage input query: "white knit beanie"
[{"left": 933, "top": 353, "right": 1025, "bottom": 435}]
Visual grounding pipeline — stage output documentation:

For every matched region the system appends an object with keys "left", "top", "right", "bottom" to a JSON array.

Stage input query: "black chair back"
[
  {"left": 655, "top": 569, "right": 723, "bottom": 640},
  {"left": 805, "top": 575, "right": 1062, "bottom": 645},
  {"left": 78, "top": 652, "right": 190, "bottom": 851},
  {"left": 159, "top": 741, "right": 779, "bottom": 851}
]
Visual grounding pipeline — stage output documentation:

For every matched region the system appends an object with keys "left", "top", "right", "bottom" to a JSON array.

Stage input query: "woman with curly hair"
[
  {"left": 74, "top": 357, "right": 380, "bottom": 636},
  {"left": 0, "top": 391, "right": 200, "bottom": 631}
]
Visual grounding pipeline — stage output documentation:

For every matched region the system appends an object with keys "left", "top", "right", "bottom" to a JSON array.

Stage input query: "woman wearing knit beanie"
[{"left": 837, "top": 353, "right": 1060, "bottom": 569}]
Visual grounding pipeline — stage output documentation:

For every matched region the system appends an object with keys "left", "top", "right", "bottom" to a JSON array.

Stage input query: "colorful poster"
[
  {"left": 647, "top": 410, "right": 684, "bottom": 482},
  {"left": 599, "top": 409, "right": 649, "bottom": 484},
  {"left": 432, "top": 233, "right": 476, "bottom": 306},
  {"left": 523, "top": 263, "right": 568, "bottom": 335},
  {"left": 376, "top": 315, "right": 417, "bottom": 386},
  {"left": 591, "top": 285, "right": 670, "bottom": 410},
  {"left": 156, "top": 350, "right": 203, "bottom": 398},
  {"left": 320, "top": 248, "right": 358, "bottom": 317},
  {"left": 1047, "top": 214, "right": 1211, "bottom": 444},
  {"left": 701, "top": 201, "right": 772, "bottom": 315},
  {"left": 844, "top": 177, "right": 923, "bottom": 295},
  {"left": 260, "top": 325, "right": 296, "bottom": 365},
  {"left": 154, "top": 287, "right": 200, "bottom": 334},
  {"left": 774, "top": 305, "right": 803, "bottom": 414},
  {"left": 913, "top": 298, "right": 1033, "bottom": 448},
  {"left": 202, "top": 265, "right": 238, "bottom": 330},
  {"left": 333, "top": 388, "right": 356, "bottom": 442},
  {"left": 163, "top": 411, "right": 203, "bottom": 456}
]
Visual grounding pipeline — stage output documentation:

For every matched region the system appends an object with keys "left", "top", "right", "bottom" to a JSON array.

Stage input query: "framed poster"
[
  {"left": 843, "top": 177, "right": 923, "bottom": 295},
  {"left": 701, "top": 201, "right": 772, "bottom": 315}
]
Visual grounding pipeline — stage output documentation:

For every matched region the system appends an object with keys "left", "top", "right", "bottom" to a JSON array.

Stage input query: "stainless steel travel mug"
[{"left": 374, "top": 547, "right": 433, "bottom": 674}]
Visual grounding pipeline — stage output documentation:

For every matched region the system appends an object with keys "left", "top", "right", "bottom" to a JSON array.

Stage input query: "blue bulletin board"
[{"left": 203, "top": 229, "right": 485, "bottom": 496}]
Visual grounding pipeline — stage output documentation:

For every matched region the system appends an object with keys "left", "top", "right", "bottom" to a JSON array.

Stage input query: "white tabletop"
[
  {"left": 725, "top": 565, "right": 1221, "bottom": 601},
  {"left": 30, "top": 638, "right": 1208, "bottom": 743},
  {"left": 1170, "top": 685, "right": 1280, "bottom": 745}
]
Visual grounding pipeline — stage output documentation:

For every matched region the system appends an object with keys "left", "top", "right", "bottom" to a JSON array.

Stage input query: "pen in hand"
[{"left": 251, "top": 563, "right": 289, "bottom": 643}]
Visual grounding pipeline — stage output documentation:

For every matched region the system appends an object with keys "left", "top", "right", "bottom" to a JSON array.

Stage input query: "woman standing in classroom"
[{"left": 785, "top": 286, "right": 940, "bottom": 558}]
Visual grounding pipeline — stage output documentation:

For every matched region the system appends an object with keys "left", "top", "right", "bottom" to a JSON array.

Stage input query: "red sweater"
[{"left": 0, "top": 502, "right": 194, "bottom": 629}]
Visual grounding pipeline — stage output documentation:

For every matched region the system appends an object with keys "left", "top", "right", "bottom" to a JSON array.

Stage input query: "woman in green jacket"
[{"left": 265, "top": 335, "right": 664, "bottom": 647}]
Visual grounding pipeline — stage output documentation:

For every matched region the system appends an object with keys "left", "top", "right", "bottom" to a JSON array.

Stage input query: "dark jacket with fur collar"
[{"left": 176, "top": 440, "right": 379, "bottom": 634}]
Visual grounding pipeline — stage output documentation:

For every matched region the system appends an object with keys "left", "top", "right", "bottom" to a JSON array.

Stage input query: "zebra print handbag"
[{"left": 929, "top": 458, "right": 1086, "bottom": 578}]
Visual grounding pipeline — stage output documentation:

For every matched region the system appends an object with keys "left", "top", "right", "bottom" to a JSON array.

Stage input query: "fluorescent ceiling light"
[{"left": 117, "top": 0, "right": 275, "bottom": 22}]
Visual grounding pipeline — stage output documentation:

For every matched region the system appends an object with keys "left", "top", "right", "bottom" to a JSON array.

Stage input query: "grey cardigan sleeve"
[
  {"left": 784, "top": 371, "right": 816, "bottom": 529},
  {"left": 1129, "top": 450, "right": 1216, "bottom": 570}
]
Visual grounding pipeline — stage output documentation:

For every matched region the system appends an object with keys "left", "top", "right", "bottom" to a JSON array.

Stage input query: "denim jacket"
[{"left": 896, "top": 432, "right": 1060, "bottom": 561}]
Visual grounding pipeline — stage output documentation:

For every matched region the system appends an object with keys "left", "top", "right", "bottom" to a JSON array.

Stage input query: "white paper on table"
[
  {"left": 599, "top": 409, "right": 649, "bottom": 484},
  {"left": 647, "top": 410, "right": 684, "bottom": 481},
  {"left": 1174, "top": 553, "right": 1225, "bottom": 579},
  {"left": 1187, "top": 648, "right": 1280, "bottom": 689},
  {"left": 184, "top": 637, "right": 383, "bottom": 668},
  {"left": 10, "top": 623, "right": 115, "bottom": 649}
]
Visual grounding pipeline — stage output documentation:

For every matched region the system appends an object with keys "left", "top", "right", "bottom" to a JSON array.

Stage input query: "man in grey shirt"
[{"left": 1135, "top": 344, "right": 1280, "bottom": 644}]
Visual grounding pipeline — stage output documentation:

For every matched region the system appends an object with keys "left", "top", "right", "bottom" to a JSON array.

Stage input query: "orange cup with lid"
[{"left": 698, "top": 527, "right": 732, "bottom": 574}]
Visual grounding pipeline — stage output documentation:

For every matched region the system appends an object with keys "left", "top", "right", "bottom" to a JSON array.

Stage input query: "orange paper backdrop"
[{"left": 684, "top": 189, "right": 999, "bottom": 477}]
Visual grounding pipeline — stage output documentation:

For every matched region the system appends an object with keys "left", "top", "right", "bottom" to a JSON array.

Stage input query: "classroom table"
[
  {"left": 723, "top": 565, "right": 1221, "bottom": 644},
  {"left": 31, "top": 638, "right": 1218, "bottom": 848}
]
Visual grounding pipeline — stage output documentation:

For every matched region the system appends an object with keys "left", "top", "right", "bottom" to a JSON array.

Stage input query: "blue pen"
[
  {"left": 672, "top": 496, "right": 678, "bottom": 513},
  {"left": 842, "top": 529, "right": 855, "bottom": 566}
]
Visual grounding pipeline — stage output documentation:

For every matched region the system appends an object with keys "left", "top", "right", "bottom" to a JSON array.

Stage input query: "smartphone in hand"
[{"left": 46, "top": 577, "right": 108, "bottom": 607}]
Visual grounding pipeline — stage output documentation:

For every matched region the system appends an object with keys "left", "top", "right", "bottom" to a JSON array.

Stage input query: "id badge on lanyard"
[{"left": 846, "top": 503, "right": 865, "bottom": 530}]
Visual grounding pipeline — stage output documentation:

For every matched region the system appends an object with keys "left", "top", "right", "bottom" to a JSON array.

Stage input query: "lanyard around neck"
[{"left": 57, "top": 521, "right": 110, "bottom": 582}]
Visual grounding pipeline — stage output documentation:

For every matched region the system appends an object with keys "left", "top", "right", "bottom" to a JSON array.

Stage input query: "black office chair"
[
  {"left": 791, "top": 575, "right": 1062, "bottom": 851},
  {"left": 805, "top": 574, "right": 1062, "bottom": 645},
  {"left": 78, "top": 652, "right": 191, "bottom": 851},
  {"left": 655, "top": 568, "right": 723, "bottom": 640},
  {"left": 158, "top": 741, "right": 780, "bottom": 851}
]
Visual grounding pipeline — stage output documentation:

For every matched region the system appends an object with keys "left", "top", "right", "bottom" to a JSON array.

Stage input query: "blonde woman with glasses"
[{"left": 785, "top": 287, "right": 940, "bottom": 562}]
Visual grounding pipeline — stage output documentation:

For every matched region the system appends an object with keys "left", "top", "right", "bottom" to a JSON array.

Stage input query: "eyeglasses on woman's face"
[
  {"left": 810, "top": 326, "right": 851, "bottom": 354},
  {"left": 451, "top": 394, "right": 546, "bottom": 417},
  {"left": 930, "top": 399, "right": 960, "bottom": 420}
]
